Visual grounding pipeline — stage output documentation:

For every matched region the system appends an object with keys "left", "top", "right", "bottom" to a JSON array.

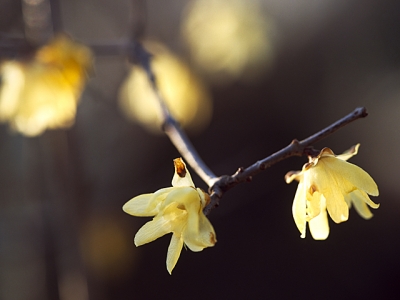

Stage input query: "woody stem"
[{"left": 204, "top": 107, "right": 368, "bottom": 214}]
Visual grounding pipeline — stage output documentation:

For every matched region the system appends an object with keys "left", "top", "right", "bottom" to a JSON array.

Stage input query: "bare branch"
[{"left": 204, "top": 107, "right": 368, "bottom": 214}]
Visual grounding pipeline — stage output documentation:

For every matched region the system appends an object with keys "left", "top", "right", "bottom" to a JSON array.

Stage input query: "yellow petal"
[
  {"left": 352, "top": 198, "right": 373, "bottom": 220},
  {"left": 321, "top": 157, "right": 379, "bottom": 196},
  {"left": 309, "top": 162, "right": 349, "bottom": 223},
  {"left": 134, "top": 214, "right": 173, "bottom": 246},
  {"left": 183, "top": 213, "right": 216, "bottom": 251},
  {"left": 197, "top": 188, "right": 211, "bottom": 207},
  {"left": 161, "top": 186, "right": 199, "bottom": 211},
  {"left": 184, "top": 194, "right": 202, "bottom": 231},
  {"left": 309, "top": 205, "right": 330, "bottom": 240},
  {"left": 323, "top": 189, "right": 349, "bottom": 224},
  {"left": 356, "top": 190, "right": 380, "bottom": 209},
  {"left": 292, "top": 180, "right": 307, "bottom": 238},
  {"left": 166, "top": 233, "right": 184, "bottom": 274},
  {"left": 347, "top": 190, "right": 379, "bottom": 219},
  {"left": 285, "top": 170, "right": 302, "bottom": 184},
  {"left": 172, "top": 158, "right": 195, "bottom": 187},
  {"left": 307, "top": 191, "right": 322, "bottom": 220},
  {"left": 336, "top": 144, "right": 360, "bottom": 161},
  {"left": 122, "top": 187, "right": 174, "bottom": 216}
]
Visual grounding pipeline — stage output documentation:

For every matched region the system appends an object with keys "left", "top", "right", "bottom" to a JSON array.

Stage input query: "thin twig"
[
  {"left": 203, "top": 107, "right": 368, "bottom": 214},
  {"left": 131, "top": 42, "right": 219, "bottom": 187},
  {"left": 48, "top": 0, "right": 63, "bottom": 33}
]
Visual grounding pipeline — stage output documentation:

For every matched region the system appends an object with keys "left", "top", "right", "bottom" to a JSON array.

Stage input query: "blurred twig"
[
  {"left": 48, "top": 0, "right": 63, "bottom": 33},
  {"left": 130, "top": 0, "right": 147, "bottom": 39}
]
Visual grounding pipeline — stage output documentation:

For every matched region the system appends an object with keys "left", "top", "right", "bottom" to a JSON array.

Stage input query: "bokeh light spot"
[
  {"left": 119, "top": 41, "right": 212, "bottom": 134},
  {"left": 181, "top": 0, "right": 276, "bottom": 84}
]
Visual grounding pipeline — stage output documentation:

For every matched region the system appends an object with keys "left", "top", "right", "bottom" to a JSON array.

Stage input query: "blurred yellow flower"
[
  {"left": 119, "top": 41, "right": 212, "bottom": 134},
  {"left": 181, "top": 0, "right": 274, "bottom": 83},
  {"left": 123, "top": 158, "right": 216, "bottom": 274},
  {"left": 285, "top": 144, "right": 379, "bottom": 240},
  {"left": 0, "top": 35, "right": 92, "bottom": 136}
]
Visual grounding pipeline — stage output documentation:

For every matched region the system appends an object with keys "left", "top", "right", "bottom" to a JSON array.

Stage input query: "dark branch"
[
  {"left": 129, "top": 41, "right": 218, "bottom": 187},
  {"left": 203, "top": 107, "right": 368, "bottom": 214}
]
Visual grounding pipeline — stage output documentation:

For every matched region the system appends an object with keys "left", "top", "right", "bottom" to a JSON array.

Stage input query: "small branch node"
[{"left": 291, "top": 139, "right": 300, "bottom": 146}]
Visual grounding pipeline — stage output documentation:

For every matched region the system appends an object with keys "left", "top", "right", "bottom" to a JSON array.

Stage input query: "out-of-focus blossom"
[
  {"left": 181, "top": 0, "right": 275, "bottom": 83},
  {"left": 285, "top": 144, "right": 379, "bottom": 240},
  {"left": 0, "top": 35, "right": 93, "bottom": 137},
  {"left": 79, "top": 214, "right": 135, "bottom": 280},
  {"left": 123, "top": 158, "right": 216, "bottom": 274},
  {"left": 119, "top": 41, "right": 212, "bottom": 134}
]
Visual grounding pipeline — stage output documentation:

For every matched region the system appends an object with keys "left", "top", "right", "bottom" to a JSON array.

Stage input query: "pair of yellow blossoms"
[
  {"left": 0, "top": 35, "right": 92, "bottom": 136},
  {"left": 123, "top": 145, "right": 379, "bottom": 273}
]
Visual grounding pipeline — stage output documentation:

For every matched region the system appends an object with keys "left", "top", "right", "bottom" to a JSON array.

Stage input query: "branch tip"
[{"left": 357, "top": 107, "right": 368, "bottom": 118}]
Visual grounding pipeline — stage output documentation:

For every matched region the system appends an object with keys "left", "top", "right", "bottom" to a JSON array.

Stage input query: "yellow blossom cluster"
[
  {"left": 286, "top": 144, "right": 379, "bottom": 240},
  {"left": 123, "top": 158, "right": 216, "bottom": 274},
  {"left": 0, "top": 35, "right": 92, "bottom": 136}
]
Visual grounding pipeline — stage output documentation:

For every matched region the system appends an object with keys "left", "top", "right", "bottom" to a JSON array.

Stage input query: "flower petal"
[
  {"left": 285, "top": 170, "right": 302, "bottom": 184},
  {"left": 134, "top": 214, "right": 173, "bottom": 246},
  {"left": 309, "top": 162, "right": 349, "bottom": 223},
  {"left": 123, "top": 187, "right": 174, "bottom": 216},
  {"left": 161, "top": 186, "right": 200, "bottom": 210},
  {"left": 292, "top": 180, "right": 307, "bottom": 238},
  {"left": 352, "top": 198, "right": 373, "bottom": 220},
  {"left": 322, "top": 157, "right": 379, "bottom": 196},
  {"left": 347, "top": 190, "right": 379, "bottom": 219},
  {"left": 184, "top": 213, "right": 216, "bottom": 251},
  {"left": 309, "top": 204, "right": 330, "bottom": 240},
  {"left": 166, "top": 233, "right": 184, "bottom": 274},
  {"left": 307, "top": 191, "right": 322, "bottom": 220},
  {"left": 336, "top": 144, "right": 360, "bottom": 161},
  {"left": 354, "top": 189, "right": 380, "bottom": 209},
  {"left": 172, "top": 158, "right": 195, "bottom": 187}
]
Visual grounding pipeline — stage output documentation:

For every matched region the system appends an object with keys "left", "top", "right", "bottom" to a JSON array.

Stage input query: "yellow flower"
[
  {"left": 0, "top": 35, "right": 92, "bottom": 136},
  {"left": 285, "top": 144, "right": 379, "bottom": 240},
  {"left": 119, "top": 41, "right": 212, "bottom": 134},
  {"left": 123, "top": 158, "right": 216, "bottom": 274},
  {"left": 181, "top": 0, "right": 274, "bottom": 83}
]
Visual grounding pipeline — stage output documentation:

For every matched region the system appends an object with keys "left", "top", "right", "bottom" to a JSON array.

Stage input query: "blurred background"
[{"left": 1, "top": 0, "right": 400, "bottom": 299}]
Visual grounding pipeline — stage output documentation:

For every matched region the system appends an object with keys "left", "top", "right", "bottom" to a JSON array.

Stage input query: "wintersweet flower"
[
  {"left": 285, "top": 144, "right": 379, "bottom": 240},
  {"left": 0, "top": 35, "right": 92, "bottom": 136},
  {"left": 119, "top": 41, "right": 212, "bottom": 134},
  {"left": 123, "top": 158, "right": 216, "bottom": 274}
]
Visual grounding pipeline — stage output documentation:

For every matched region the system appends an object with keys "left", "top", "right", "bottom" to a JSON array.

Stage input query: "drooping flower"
[
  {"left": 0, "top": 34, "right": 93, "bottom": 136},
  {"left": 123, "top": 158, "right": 216, "bottom": 274},
  {"left": 285, "top": 144, "right": 379, "bottom": 240}
]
